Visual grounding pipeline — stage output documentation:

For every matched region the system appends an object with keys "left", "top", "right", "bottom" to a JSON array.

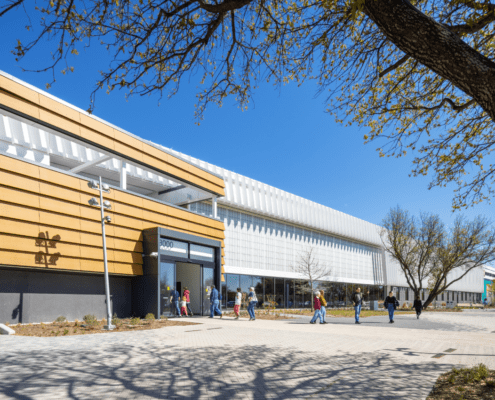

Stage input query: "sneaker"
[
  {"left": 355, "top": 321, "right": 361, "bottom": 324},
  {"left": 249, "top": 318, "right": 253, "bottom": 321},
  {"left": 417, "top": 315, "right": 419, "bottom": 319},
  {"left": 391, "top": 320, "right": 395, "bottom": 323},
  {"left": 310, "top": 321, "right": 315, "bottom": 324},
  {"left": 389, "top": 320, "right": 393, "bottom": 323},
  {"left": 220, "top": 314, "right": 223, "bottom": 319},
  {"left": 322, "top": 321, "right": 328, "bottom": 324},
  {"left": 208, "top": 316, "right": 214, "bottom": 319}
]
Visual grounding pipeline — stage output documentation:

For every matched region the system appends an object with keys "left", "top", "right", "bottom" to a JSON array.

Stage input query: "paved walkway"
[{"left": 1, "top": 310, "right": 495, "bottom": 400}]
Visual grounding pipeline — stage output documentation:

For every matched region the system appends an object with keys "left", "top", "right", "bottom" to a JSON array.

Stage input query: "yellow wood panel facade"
[
  {"left": 0, "top": 155, "right": 225, "bottom": 275},
  {"left": 0, "top": 75, "right": 225, "bottom": 196}
]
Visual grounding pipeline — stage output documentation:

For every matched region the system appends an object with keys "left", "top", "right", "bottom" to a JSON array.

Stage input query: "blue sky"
[{"left": 0, "top": 7, "right": 492, "bottom": 228}]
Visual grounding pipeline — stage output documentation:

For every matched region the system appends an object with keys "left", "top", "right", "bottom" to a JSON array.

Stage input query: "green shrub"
[
  {"left": 130, "top": 317, "right": 141, "bottom": 325},
  {"left": 83, "top": 314, "right": 98, "bottom": 328},
  {"left": 111, "top": 313, "right": 121, "bottom": 326},
  {"left": 54, "top": 316, "right": 67, "bottom": 323},
  {"left": 160, "top": 315, "right": 168, "bottom": 320},
  {"left": 63, "top": 329, "right": 69, "bottom": 336},
  {"left": 145, "top": 313, "right": 155, "bottom": 321}
]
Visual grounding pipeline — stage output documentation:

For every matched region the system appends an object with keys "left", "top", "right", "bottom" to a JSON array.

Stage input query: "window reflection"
[
  {"left": 274, "top": 279, "right": 285, "bottom": 308},
  {"left": 240, "top": 275, "right": 252, "bottom": 309},
  {"left": 252, "top": 277, "right": 263, "bottom": 308},
  {"left": 227, "top": 274, "right": 239, "bottom": 308},
  {"left": 264, "top": 277, "right": 274, "bottom": 308}
]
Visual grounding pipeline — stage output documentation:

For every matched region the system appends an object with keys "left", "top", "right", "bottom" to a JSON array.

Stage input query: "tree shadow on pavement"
[{"left": 0, "top": 339, "right": 451, "bottom": 400}]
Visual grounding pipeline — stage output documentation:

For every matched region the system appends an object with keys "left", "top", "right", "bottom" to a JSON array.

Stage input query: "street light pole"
[
  {"left": 99, "top": 176, "right": 114, "bottom": 330},
  {"left": 88, "top": 177, "right": 115, "bottom": 330}
]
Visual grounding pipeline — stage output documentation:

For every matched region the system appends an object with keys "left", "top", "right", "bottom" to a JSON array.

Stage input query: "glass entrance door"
[
  {"left": 202, "top": 267, "right": 214, "bottom": 316},
  {"left": 160, "top": 262, "right": 176, "bottom": 317}
]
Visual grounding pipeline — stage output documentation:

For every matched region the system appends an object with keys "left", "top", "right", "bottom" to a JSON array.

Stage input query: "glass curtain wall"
[
  {"left": 240, "top": 275, "right": 252, "bottom": 309},
  {"left": 221, "top": 279, "right": 227, "bottom": 308},
  {"left": 275, "top": 279, "right": 285, "bottom": 308},
  {"left": 221, "top": 274, "right": 406, "bottom": 310},
  {"left": 226, "top": 274, "right": 239, "bottom": 308},
  {"left": 286, "top": 280, "right": 295, "bottom": 308},
  {"left": 252, "top": 276, "right": 263, "bottom": 308},
  {"left": 264, "top": 277, "right": 275, "bottom": 308}
]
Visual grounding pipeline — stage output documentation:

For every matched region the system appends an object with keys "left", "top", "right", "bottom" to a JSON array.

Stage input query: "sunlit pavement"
[{"left": 1, "top": 310, "right": 495, "bottom": 399}]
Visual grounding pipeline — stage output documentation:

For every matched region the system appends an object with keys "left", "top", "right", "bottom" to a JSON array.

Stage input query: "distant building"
[{"left": 483, "top": 265, "right": 495, "bottom": 303}]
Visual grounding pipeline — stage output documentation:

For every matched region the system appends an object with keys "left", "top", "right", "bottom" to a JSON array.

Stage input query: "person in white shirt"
[
  {"left": 180, "top": 296, "right": 188, "bottom": 317},
  {"left": 234, "top": 288, "right": 242, "bottom": 319}
]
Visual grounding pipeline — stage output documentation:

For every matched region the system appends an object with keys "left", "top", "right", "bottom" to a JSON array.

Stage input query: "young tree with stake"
[{"left": 292, "top": 247, "right": 332, "bottom": 311}]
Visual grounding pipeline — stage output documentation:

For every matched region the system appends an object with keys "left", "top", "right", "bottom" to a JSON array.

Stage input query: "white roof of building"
[{"left": 155, "top": 147, "right": 384, "bottom": 247}]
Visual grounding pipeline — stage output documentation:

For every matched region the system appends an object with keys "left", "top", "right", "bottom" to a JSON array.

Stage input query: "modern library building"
[{"left": 0, "top": 71, "right": 484, "bottom": 323}]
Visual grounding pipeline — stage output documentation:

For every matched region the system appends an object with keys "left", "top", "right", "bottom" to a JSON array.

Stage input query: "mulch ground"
[
  {"left": 428, "top": 364, "right": 495, "bottom": 399},
  {"left": 9, "top": 318, "right": 198, "bottom": 337}
]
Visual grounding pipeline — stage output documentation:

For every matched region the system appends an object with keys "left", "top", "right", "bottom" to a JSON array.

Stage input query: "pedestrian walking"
[
  {"left": 320, "top": 290, "right": 328, "bottom": 324},
  {"left": 180, "top": 296, "right": 188, "bottom": 317},
  {"left": 170, "top": 287, "right": 181, "bottom": 317},
  {"left": 247, "top": 287, "right": 257, "bottom": 321},
  {"left": 310, "top": 292, "right": 323, "bottom": 324},
  {"left": 209, "top": 285, "right": 223, "bottom": 318},
  {"left": 413, "top": 295, "right": 422, "bottom": 319},
  {"left": 384, "top": 291, "right": 399, "bottom": 323},
  {"left": 183, "top": 287, "right": 193, "bottom": 317},
  {"left": 352, "top": 287, "right": 364, "bottom": 324},
  {"left": 234, "top": 288, "right": 242, "bottom": 319},
  {"left": 483, "top": 297, "right": 488, "bottom": 310}
]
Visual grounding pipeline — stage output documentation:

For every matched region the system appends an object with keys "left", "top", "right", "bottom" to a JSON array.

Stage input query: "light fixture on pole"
[{"left": 87, "top": 177, "right": 115, "bottom": 330}]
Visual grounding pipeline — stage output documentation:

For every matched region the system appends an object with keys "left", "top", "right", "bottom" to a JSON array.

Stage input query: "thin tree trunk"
[{"left": 364, "top": 0, "right": 495, "bottom": 120}]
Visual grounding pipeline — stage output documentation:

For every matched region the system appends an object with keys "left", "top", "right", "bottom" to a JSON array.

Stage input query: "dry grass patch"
[
  {"left": 428, "top": 364, "right": 495, "bottom": 400},
  {"left": 10, "top": 317, "right": 198, "bottom": 337}
]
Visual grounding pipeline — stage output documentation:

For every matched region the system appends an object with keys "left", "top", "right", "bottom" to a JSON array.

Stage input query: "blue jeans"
[
  {"left": 310, "top": 309, "right": 323, "bottom": 323},
  {"left": 210, "top": 300, "right": 222, "bottom": 317},
  {"left": 354, "top": 304, "right": 362, "bottom": 322},
  {"left": 388, "top": 303, "right": 395, "bottom": 321},
  {"left": 172, "top": 301, "right": 180, "bottom": 316},
  {"left": 247, "top": 301, "right": 256, "bottom": 319},
  {"left": 321, "top": 306, "right": 326, "bottom": 322}
]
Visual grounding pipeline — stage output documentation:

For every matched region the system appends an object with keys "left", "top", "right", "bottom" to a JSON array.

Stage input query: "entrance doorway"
[
  {"left": 159, "top": 262, "right": 215, "bottom": 317},
  {"left": 176, "top": 262, "right": 201, "bottom": 315}
]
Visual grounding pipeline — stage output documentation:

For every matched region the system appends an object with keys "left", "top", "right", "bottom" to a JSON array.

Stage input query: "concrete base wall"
[{"left": 0, "top": 267, "right": 133, "bottom": 324}]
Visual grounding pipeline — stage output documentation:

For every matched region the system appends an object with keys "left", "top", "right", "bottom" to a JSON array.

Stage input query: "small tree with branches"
[
  {"left": 381, "top": 206, "right": 495, "bottom": 308},
  {"left": 292, "top": 247, "right": 332, "bottom": 311}
]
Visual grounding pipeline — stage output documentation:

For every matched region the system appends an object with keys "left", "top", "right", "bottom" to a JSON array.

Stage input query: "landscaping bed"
[
  {"left": 9, "top": 315, "right": 198, "bottom": 337},
  {"left": 428, "top": 364, "right": 495, "bottom": 399}
]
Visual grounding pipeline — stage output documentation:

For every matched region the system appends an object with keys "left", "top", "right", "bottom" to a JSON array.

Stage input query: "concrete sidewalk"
[{"left": 1, "top": 311, "right": 494, "bottom": 399}]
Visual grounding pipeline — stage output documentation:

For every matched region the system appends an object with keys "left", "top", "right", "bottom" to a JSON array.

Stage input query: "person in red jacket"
[
  {"left": 310, "top": 292, "right": 324, "bottom": 324},
  {"left": 183, "top": 287, "right": 193, "bottom": 317}
]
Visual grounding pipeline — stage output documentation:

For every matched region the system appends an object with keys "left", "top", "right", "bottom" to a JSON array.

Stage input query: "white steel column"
[
  {"left": 212, "top": 196, "right": 218, "bottom": 219},
  {"left": 120, "top": 160, "right": 127, "bottom": 190}
]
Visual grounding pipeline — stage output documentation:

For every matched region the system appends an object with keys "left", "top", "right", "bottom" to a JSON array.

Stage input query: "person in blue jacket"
[
  {"left": 170, "top": 287, "right": 181, "bottom": 317},
  {"left": 209, "top": 284, "right": 223, "bottom": 318}
]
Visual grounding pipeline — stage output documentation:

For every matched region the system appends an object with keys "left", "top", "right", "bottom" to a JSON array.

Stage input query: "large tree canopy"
[
  {"left": 381, "top": 206, "right": 495, "bottom": 308},
  {"left": 2, "top": 0, "right": 495, "bottom": 208}
]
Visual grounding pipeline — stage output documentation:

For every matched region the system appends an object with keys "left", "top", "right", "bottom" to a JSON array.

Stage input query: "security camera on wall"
[{"left": 104, "top": 216, "right": 112, "bottom": 223}]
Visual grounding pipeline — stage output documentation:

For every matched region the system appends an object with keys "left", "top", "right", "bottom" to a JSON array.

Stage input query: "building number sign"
[{"left": 159, "top": 239, "right": 175, "bottom": 250}]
